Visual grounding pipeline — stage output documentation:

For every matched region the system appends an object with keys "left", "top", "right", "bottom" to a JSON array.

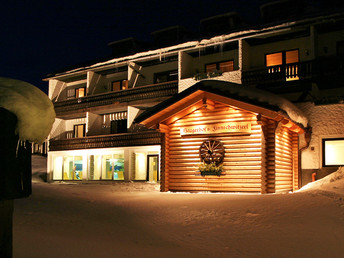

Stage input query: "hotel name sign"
[{"left": 180, "top": 122, "right": 251, "bottom": 136}]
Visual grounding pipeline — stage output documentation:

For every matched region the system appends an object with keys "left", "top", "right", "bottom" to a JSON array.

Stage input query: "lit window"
[
  {"left": 62, "top": 156, "right": 83, "bottom": 180},
  {"left": 75, "top": 87, "right": 85, "bottom": 98},
  {"left": 112, "top": 80, "right": 128, "bottom": 91},
  {"left": 266, "top": 50, "right": 299, "bottom": 66},
  {"left": 205, "top": 60, "right": 234, "bottom": 73},
  {"left": 73, "top": 124, "right": 85, "bottom": 138},
  {"left": 323, "top": 138, "right": 344, "bottom": 166}
]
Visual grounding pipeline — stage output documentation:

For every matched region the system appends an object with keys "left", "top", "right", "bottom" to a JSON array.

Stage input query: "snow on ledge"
[{"left": 0, "top": 77, "right": 56, "bottom": 143}]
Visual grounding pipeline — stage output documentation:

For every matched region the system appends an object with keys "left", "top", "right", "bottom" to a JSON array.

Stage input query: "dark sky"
[{"left": 0, "top": 0, "right": 266, "bottom": 93}]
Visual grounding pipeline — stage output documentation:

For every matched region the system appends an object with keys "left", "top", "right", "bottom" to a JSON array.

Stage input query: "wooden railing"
[
  {"left": 54, "top": 80, "right": 178, "bottom": 115},
  {"left": 242, "top": 57, "right": 344, "bottom": 86},
  {"left": 49, "top": 131, "right": 163, "bottom": 151}
]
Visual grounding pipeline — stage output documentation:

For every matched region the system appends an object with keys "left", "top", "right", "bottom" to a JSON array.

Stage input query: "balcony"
[
  {"left": 242, "top": 57, "right": 344, "bottom": 91},
  {"left": 49, "top": 131, "right": 163, "bottom": 151},
  {"left": 54, "top": 81, "right": 178, "bottom": 116}
]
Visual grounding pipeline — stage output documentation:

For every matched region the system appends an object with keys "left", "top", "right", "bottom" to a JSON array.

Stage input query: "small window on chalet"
[
  {"left": 112, "top": 80, "right": 128, "bottom": 91},
  {"left": 73, "top": 124, "right": 86, "bottom": 138},
  {"left": 75, "top": 87, "right": 86, "bottom": 98},
  {"left": 205, "top": 60, "right": 234, "bottom": 73},
  {"left": 323, "top": 138, "right": 344, "bottom": 166},
  {"left": 266, "top": 49, "right": 299, "bottom": 66},
  {"left": 154, "top": 70, "right": 178, "bottom": 84}
]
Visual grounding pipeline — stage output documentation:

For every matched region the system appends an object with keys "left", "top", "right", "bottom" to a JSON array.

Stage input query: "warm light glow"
[{"left": 324, "top": 140, "right": 344, "bottom": 166}]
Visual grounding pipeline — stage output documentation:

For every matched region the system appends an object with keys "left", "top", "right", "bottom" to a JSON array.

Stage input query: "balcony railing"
[
  {"left": 54, "top": 80, "right": 178, "bottom": 115},
  {"left": 242, "top": 57, "right": 344, "bottom": 86},
  {"left": 49, "top": 131, "right": 163, "bottom": 151}
]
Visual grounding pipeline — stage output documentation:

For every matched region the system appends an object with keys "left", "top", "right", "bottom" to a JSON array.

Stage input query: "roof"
[{"left": 135, "top": 80, "right": 308, "bottom": 130}]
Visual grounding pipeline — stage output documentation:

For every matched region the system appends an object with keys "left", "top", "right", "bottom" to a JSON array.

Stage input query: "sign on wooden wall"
[{"left": 180, "top": 122, "right": 251, "bottom": 136}]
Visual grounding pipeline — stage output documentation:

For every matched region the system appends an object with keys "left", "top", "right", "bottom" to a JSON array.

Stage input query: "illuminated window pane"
[
  {"left": 74, "top": 156, "right": 83, "bottom": 180},
  {"left": 73, "top": 124, "right": 85, "bottom": 138},
  {"left": 205, "top": 63, "right": 217, "bottom": 73},
  {"left": 286, "top": 50, "right": 299, "bottom": 64},
  {"left": 101, "top": 154, "right": 124, "bottom": 180},
  {"left": 323, "top": 139, "right": 344, "bottom": 166},
  {"left": 219, "top": 61, "right": 234, "bottom": 72},
  {"left": 75, "top": 87, "right": 85, "bottom": 98},
  {"left": 266, "top": 52, "right": 282, "bottom": 66},
  {"left": 122, "top": 80, "right": 128, "bottom": 90}
]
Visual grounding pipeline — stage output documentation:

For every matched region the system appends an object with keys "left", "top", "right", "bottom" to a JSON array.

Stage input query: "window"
[
  {"left": 62, "top": 156, "right": 83, "bottom": 180},
  {"left": 112, "top": 80, "right": 128, "bottom": 91},
  {"left": 101, "top": 154, "right": 124, "bottom": 180},
  {"left": 75, "top": 87, "right": 86, "bottom": 98},
  {"left": 266, "top": 50, "right": 299, "bottom": 66},
  {"left": 67, "top": 88, "right": 76, "bottom": 99},
  {"left": 323, "top": 138, "right": 344, "bottom": 166},
  {"left": 154, "top": 70, "right": 178, "bottom": 83},
  {"left": 205, "top": 60, "right": 234, "bottom": 73},
  {"left": 266, "top": 49, "right": 299, "bottom": 80},
  {"left": 103, "top": 112, "right": 127, "bottom": 134},
  {"left": 73, "top": 124, "right": 85, "bottom": 138}
]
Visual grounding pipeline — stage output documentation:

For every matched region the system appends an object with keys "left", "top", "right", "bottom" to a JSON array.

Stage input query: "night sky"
[{"left": 0, "top": 0, "right": 271, "bottom": 93}]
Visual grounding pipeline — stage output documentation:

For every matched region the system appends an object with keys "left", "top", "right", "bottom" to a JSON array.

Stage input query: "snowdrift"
[{"left": 299, "top": 167, "right": 344, "bottom": 195}]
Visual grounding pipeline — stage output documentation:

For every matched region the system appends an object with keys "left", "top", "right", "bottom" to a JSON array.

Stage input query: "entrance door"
[{"left": 147, "top": 155, "right": 159, "bottom": 182}]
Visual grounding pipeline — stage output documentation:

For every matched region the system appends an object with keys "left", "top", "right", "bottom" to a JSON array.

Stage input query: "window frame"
[
  {"left": 73, "top": 124, "right": 86, "bottom": 138},
  {"left": 322, "top": 138, "right": 344, "bottom": 167},
  {"left": 153, "top": 70, "right": 178, "bottom": 84},
  {"left": 204, "top": 60, "right": 234, "bottom": 73},
  {"left": 75, "top": 87, "right": 86, "bottom": 98},
  {"left": 111, "top": 79, "right": 128, "bottom": 91},
  {"left": 265, "top": 49, "right": 299, "bottom": 67}
]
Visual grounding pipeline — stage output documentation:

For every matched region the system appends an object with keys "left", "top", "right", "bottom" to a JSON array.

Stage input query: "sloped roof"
[{"left": 135, "top": 80, "right": 308, "bottom": 129}]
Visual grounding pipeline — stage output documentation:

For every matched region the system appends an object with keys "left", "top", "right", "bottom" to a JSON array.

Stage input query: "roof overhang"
[{"left": 135, "top": 80, "right": 307, "bottom": 134}]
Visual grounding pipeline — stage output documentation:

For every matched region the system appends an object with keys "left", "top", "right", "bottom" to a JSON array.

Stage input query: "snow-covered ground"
[{"left": 13, "top": 155, "right": 344, "bottom": 258}]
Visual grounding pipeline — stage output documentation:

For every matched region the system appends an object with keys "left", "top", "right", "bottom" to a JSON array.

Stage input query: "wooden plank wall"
[
  {"left": 275, "top": 126, "right": 294, "bottom": 193},
  {"left": 261, "top": 118, "right": 277, "bottom": 193},
  {"left": 292, "top": 132, "right": 299, "bottom": 191},
  {"left": 166, "top": 102, "right": 263, "bottom": 192}
]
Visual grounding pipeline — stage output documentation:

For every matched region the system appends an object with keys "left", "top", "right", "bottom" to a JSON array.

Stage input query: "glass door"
[{"left": 147, "top": 155, "right": 159, "bottom": 182}]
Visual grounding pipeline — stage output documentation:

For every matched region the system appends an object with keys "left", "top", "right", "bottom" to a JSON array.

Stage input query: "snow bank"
[
  {"left": 0, "top": 77, "right": 55, "bottom": 143},
  {"left": 299, "top": 167, "right": 344, "bottom": 195}
]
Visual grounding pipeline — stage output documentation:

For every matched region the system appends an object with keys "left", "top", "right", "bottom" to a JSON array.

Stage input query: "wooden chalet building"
[{"left": 45, "top": 1, "right": 344, "bottom": 193}]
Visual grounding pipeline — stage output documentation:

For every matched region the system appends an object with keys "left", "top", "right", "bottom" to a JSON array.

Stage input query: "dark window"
[
  {"left": 73, "top": 124, "right": 85, "bottom": 138},
  {"left": 112, "top": 80, "right": 128, "bottom": 91},
  {"left": 205, "top": 60, "right": 234, "bottom": 73},
  {"left": 154, "top": 70, "right": 178, "bottom": 83},
  {"left": 111, "top": 120, "right": 127, "bottom": 134},
  {"left": 337, "top": 41, "right": 344, "bottom": 56},
  {"left": 322, "top": 138, "right": 344, "bottom": 166}
]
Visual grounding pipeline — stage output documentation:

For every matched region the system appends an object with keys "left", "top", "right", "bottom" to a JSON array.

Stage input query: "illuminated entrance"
[{"left": 147, "top": 155, "right": 159, "bottom": 182}]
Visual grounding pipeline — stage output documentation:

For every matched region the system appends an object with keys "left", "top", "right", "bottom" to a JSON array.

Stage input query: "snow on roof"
[
  {"left": 0, "top": 78, "right": 55, "bottom": 143},
  {"left": 298, "top": 167, "right": 344, "bottom": 196},
  {"left": 136, "top": 80, "right": 308, "bottom": 128},
  {"left": 215, "top": 81, "right": 308, "bottom": 127},
  {"left": 51, "top": 22, "right": 297, "bottom": 77}
]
